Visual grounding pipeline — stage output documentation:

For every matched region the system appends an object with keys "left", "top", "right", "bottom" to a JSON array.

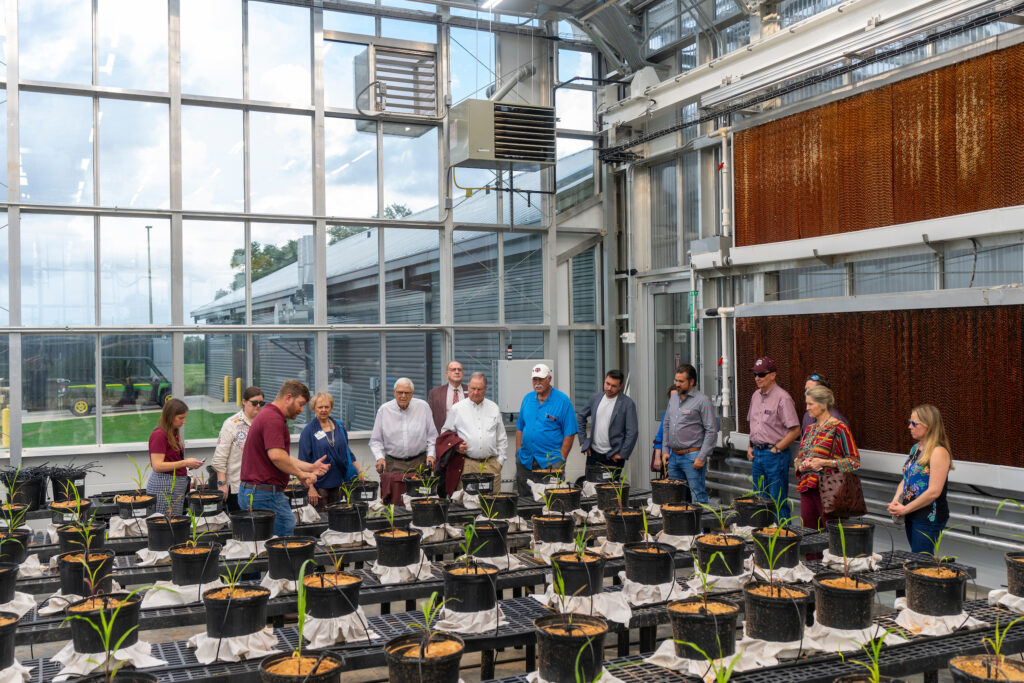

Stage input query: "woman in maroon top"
[{"left": 146, "top": 398, "right": 203, "bottom": 515}]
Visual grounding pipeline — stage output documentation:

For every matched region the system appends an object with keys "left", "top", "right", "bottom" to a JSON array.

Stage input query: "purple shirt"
[
  {"left": 802, "top": 408, "right": 849, "bottom": 432},
  {"left": 747, "top": 383, "right": 800, "bottom": 443}
]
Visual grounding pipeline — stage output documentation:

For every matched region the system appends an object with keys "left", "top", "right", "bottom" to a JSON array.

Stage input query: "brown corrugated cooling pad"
[
  {"left": 735, "top": 307, "right": 1024, "bottom": 467},
  {"left": 734, "top": 42, "right": 1024, "bottom": 246}
]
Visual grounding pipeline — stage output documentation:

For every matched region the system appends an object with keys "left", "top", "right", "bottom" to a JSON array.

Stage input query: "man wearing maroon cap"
[{"left": 746, "top": 357, "right": 801, "bottom": 520}]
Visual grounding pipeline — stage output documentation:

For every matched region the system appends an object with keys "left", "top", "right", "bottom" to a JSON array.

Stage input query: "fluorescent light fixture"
[{"left": 481, "top": 0, "right": 502, "bottom": 9}]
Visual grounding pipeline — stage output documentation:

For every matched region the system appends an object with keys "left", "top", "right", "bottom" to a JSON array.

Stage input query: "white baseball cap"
[{"left": 531, "top": 363, "right": 552, "bottom": 379}]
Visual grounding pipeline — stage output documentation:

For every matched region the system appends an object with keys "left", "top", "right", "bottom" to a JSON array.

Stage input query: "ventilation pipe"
[
  {"left": 709, "top": 127, "right": 731, "bottom": 237},
  {"left": 487, "top": 65, "right": 537, "bottom": 101},
  {"left": 705, "top": 307, "right": 734, "bottom": 421}
]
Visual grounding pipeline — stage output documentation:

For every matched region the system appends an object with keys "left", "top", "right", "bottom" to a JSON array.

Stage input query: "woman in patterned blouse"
[
  {"left": 795, "top": 385, "right": 860, "bottom": 533},
  {"left": 887, "top": 405, "right": 953, "bottom": 554}
]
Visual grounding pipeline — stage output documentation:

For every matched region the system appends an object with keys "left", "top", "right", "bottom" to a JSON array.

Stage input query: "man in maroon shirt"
[{"left": 239, "top": 379, "right": 330, "bottom": 536}]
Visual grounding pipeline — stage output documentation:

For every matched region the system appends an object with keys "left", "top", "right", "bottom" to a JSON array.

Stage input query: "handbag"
[
  {"left": 650, "top": 448, "right": 663, "bottom": 475},
  {"left": 818, "top": 469, "right": 867, "bottom": 517}
]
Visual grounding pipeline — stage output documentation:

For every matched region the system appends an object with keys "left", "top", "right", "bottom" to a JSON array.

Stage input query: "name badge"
[
  {"left": 681, "top": 409, "right": 691, "bottom": 415},
  {"left": 314, "top": 431, "right": 326, "bottom": 440}
]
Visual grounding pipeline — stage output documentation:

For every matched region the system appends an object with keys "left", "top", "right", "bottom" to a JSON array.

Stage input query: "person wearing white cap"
[{"left": 514, "top": 363, "right": 578, "bottom": 497}]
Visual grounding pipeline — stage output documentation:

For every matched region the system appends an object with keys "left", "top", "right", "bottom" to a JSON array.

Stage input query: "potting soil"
[
  {"left": 669, "top": 600, "right": 737, "bottom": 615},
  {"left": 820, "top": 576, "right": 873, "bottom": 590},
  {"left": 747, "top": 584, "right": 807, "bottom": 599},
  {"left": 912, "top": 565, "right": 961, "bottom": 579},
  {"left": 893, "top": 597, "right": 988, "bottom": 635},
  {"left": 393, "top": 638, "right": 463, "bottom": 658},
  {"left": 68, "top": 596, "right": 133, "bottom": 611},
  {"left": 700, "top": 534, "right": 742, "bottom": 546},
  {"left": 141, "top": 579, "right": 225, "bottom": 608},
  {"left": 114, "top": 494, "right": 153, "bottom": 503},
  {"left": 266, "top": 655, "right": 342, "bottom": 676},
  {"left": 303, "top": 572, "right": 361, "bottom": 587},
  {"left": 952, "top": 657, "right": 1024, "bottom": 681},
  {"left": 206, "top": 587, "right": 267, "bottom": 600},
  {"left": 37, "top": 581, "right": 124, "bottom": 616}
]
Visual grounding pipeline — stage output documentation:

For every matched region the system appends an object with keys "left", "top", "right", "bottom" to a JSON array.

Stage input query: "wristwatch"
[{"left": 769, "top": 445, "right": 779, "bottom": 454}]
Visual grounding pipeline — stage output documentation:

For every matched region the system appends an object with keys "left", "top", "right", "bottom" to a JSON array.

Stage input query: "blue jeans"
[
  {"left": 905, "top": 515, "right": 945, "bottom": 554},
  {"left": 667, "top": 452, "right": 708, "bottom": 504},
  {"left": 751, "top": 446, "right": 791, "bottom": 521},
  {"left": 237, "top": 484, "right": 294, "bottom": 537}
]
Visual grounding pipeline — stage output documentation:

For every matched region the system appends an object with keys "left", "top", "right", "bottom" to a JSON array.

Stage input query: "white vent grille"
[
  {"left": 373, "top": 47, "right": 437, "bottom": 117},
  {"left": 492, "top": 103, "right": 555, "bottom": 165}
]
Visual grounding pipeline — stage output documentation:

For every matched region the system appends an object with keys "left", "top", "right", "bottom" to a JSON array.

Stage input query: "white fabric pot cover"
[
  {"left": 303, "top": 609, "right": 379, "bottom": 648},
  {"left": 187, "top": 627, "right": 281, "bottom": 664},
  {"left": 53, "top": 640, "right": 166, "bottom": 681},
  {"left": 368, "top": 550, "right": 433, "bottom": 584},
  {"left": 134, "top": 548, "right": 171, "bottom": 566},
  {"left": 320, "top": 528, "right": 376, "bottom": 547},
  {"left": 435, "top": 605, "right": 508, "bottom": 634},
  {"left": 530, "top": 583, "right": 632, "bottom": 625},
  {"left": 893, "top": 597, "right": 987, "bottom": 635},
  {"left": 0, "top": 660, "right": 32, "bottom": 683},
  {"left": 616, "top": 571, "right": 684, "bottom": 606},
  {"left": 221, "top": 538, "right": 269, "bottom": 560}
]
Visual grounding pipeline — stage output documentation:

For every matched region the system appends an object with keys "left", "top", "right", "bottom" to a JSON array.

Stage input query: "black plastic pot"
[
  {"left": 5, "top": 476, "right": 42, "bottom": 511},
  {"left": 550, "top": 553, "right": 605, "bottom": 597},
  {"left": 752, "top": 528, "right": 801, "bottom": 569},
  {"left": 73, "top": 673, "right": 158, "bottom": 683},
  {"left": 385, "top": 632, "right": 465, "bottom": 683},
  {"left": 169, "top": 542, "right": 222, "bottom": 586},
  {"left": 1006, "top": 551, "right": 1024, "bottom": 597},
  {"left": 0, "top": 564, "right": 16, "bottom": 604},
  {"left": 826, "top": 520, "right": 875, "bottom": 558},
  {"left": 443, "top": 563, "right": 499, "bottom": 613},
  {"left": 733, "top": 496, "right": 773, "bottom": 527},
  {"left": 352, "top": 480, "right": 379, "bottom": 503},
  {"left": 187, "top": 492, "right": 225, "bottom": 518},
  {"left": 605, "top": 508, "right": 644, "bottom": 544},
  {"left": 49, "top": 499, "right": 92, "bottom": 526},
  {"left": 651, "top": 479, "right": 688, "bottom": 506},
  {"left": 623, "top": 542, "right": 675, "bottom": 585},
  {"left": 259, "top": 651, "right": 345, "bottom": 683},
  {"left": 116, "top": 494, "right": 156, "bottom": 520},
  {"left": 532, "top": 468, "right": 565, "bottom": 486},
  {"left": 667, "top": 597, "right": 739, "bottom": 660},
  {"left": 547, "top": 487, "right": 581, "bottom": 514},
  {"left": 203, "top": 584, "right": 271, "bottom": 638},
  {"left": 473, "top": 520, "right": 509, "bottom": 558},
  {"left": 411, "top": 497, "right": 449, "bottom": 528},
  {"left": 461, "top": 473, "right": 494, "bottom": 496},
  {"left": 813, "top": 572, "right": 876, "bottom": 630},
  {"left": 57, "top": 522, "right": 106, "bottom": 553},
  {"left": 904, "top": 560, "right": 966, "bottom": 616},
  {"left": 266, "top": 536, "right": 317, "bottom": 581},
  {"left": 0, "top": 529, "right": 29, "bottom": 564},
  {"left": 404, "top": 475, "right": 439, "bottom": 499},
  {"left": 694, "top": 534, "right": 747, "bottom": 576},
  {"left": 743, "top": 582, "right": 810, "bottom": 642},
  {"left": 230, "top": 509, "right": 276, "bottom": 541},
  {"left": 67, "top": 593, "right": 141, "bottom": 654},
  {"left": 662, "top": 504, "right": 702, "bottom": 536},
  {"left": 0, "top": 610, "right": 16, "bottom": 670},
  {"left": 147, "top": 516, "right": 191, "bottom": 551},
  {"left": 535, "top": 613, "right": 608, "bottom": 683},
  {"left": 585, "top": 465, "right": 619, "bottom": 484},
  {"left": 284, "top": 484, "right": 308, "bottom": 509},
  {"left": 833, "top": 677, "right": 906, "bottom": 683},
  {"left": 949, "top": 655, "right": 1024, "bottom": 682},
  {"left": 304, "top": 572, "right": 362, "bottom": 619},
  {"left": 326, "top": 502, "right": 368, "bottom": 533},
  {"left": 374, "top": 528, "right": 422, "bottom": 567},
  {"left": 58, "top": 549, "right": 114, "bottom": 596},
  {"left": 595, "top": 484, "right": 629, "bottom": 511},
  {"left": 479, "top": 493, "right": 518, "bottom": 520},
  {"left": 532, "top": 514, "right": 575, "bottom": 543},
  {"left": 50, "top": 474, "right": 87, "bottom": 503}
]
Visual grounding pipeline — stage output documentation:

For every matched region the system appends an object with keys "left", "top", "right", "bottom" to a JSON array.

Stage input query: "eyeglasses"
[
  {"left": 753, "top": 372, "right": 769, "bottom": 378},
  {"left": 248, "top": 400, "right": 266, "bottom": 407},
  {"left": 907, "top": 420, "right": 922, "bottom": 427}
]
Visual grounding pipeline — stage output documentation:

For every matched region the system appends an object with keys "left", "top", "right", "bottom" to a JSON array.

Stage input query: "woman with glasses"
[
  {"left": 298, "top": 392, "right": 361, "bottom": 511},
  {"left": 212, "top": 386, "right": 264, "bottom": 512},
  {"left": 887, "top": 405, "right": 954, "bottom": 553},
  {"left": 801, "top": 373, "right": 848, "bottom": 431}
]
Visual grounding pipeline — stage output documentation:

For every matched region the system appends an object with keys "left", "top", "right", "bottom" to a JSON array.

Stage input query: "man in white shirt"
[
  {"left": 441, "top": 372, "right": 507, "bottom": 491},
  {"left": 577, "top": 369, "right": 638, "bottom": 481},
  {"left": 370, "top": 378, "right": 439, "bottom": 502}
]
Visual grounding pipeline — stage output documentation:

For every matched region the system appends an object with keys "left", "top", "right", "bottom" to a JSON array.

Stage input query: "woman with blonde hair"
[
  {"left": 146, "top": 398, "right": 203, "bottom": 515},
  {"left": 887, "top": 404, "right": 954, "bottom": 553},
  {"left": 298, "top": 392, "right": 361, "bottom": 511}
]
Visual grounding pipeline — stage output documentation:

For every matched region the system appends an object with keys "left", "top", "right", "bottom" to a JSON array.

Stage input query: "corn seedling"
[
  {"left": 691, "top": 550, "right": 724, "bottom": 610},
  {"left": 293, "top": 559, "right": 315, "bottom": 660},
  {"left": 981, "top": 614, "right": 1024, "bottom": 677},
  {"left": 700, "top": 502, "right": 735, "bottom": 536},
  {"left": 573, "top": 525, "right": 589, "bottom": 560},
  {"left": 125, "top": 454, "right": 150, "bottom": 495},
  {"left": 457, "top": 521, "right": 487, "bottom": 569},
  {"left": 746, "top": 525, "right": 798, "bottom": 592},
  {"left": 674, "top": 641, "right": 742, "bottom": 683},
  {"left": 920, "top": 525, "right": 958, "bottom": 569},
  {"left": 406, "top": 591, "right": 453, "bottom": 657},
  {"left": 837, "top": 628, "right": 905, "bottom": 683},
  {"left": 220, "top": 554, "right": 259, "bottom": 591},
  {"left": 370, "top": 503, "right": 398, "bottom": 533},
  {"left": 185, "top": 507, "right": 213, "bottom": 548},
  {"left": 611, "top": 470, "right": 628, "bottom": 510},
  {"left": 340, "top": 479, "right": 357, "bottom": 506},
  {"left": 478, "top": 494, "right": 498, "bottom": 521},
  {"left": 322, "top": 544, "right": 346, "bottom": 574}
]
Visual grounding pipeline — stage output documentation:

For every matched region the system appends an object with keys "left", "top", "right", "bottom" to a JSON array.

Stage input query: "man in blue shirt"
[{"left": 515, "top": 363, "right": 578, "bottom": 497}]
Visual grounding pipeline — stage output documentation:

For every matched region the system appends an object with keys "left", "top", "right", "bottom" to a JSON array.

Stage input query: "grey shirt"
[{"left": 663, "top": 389, "right": 718, "bottom": 462}]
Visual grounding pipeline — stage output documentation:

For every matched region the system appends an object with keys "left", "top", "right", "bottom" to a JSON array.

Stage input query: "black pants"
[
  {"left": 515, "top": 461, "right": 536, "bottom": 498},
  {"left": 224, "top": 492, "right": 240, "bottom": 513},
  {"left": 585, "top": 450, "right": 623, "bottom": 482}
]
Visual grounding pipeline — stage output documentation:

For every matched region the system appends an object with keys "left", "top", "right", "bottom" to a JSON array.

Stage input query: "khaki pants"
[
  {"left": 459, "top": 456, "right": 502, "bottom": 491},
  {"left": 384, "top": 453, "right": 426, "bottom": 473}
]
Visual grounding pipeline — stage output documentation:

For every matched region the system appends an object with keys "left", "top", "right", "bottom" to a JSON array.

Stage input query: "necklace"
[{"left": 321, "top": 421, "right": 336, "bottom": 448}]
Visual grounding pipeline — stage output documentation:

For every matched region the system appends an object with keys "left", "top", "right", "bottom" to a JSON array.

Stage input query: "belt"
[
  {"left": 672, "top": 447, "right": 701, "bottom": 455},
  {"left": 386, "top": 452, "right": 427, "bottom": 460},
  {"left": 240, "top": 482, "right": 283, "bottom": 492},
  {"left": 751, "top": 442, "right": 775, "bottom": 450}
]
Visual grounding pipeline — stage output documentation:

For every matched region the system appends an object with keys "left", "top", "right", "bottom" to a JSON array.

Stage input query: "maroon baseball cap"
[{"left": 751, "top": 357, "right": 777, "bottom": 373}]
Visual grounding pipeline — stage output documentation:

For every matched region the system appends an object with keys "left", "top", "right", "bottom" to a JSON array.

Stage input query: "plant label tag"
[
  {"left": 74, "top": 479, "right": 85, "bottom": 487},
  {"left": 479, "top": 481, "right": 493, "bottom": 493},
  {"left": 62, "top": 512, "right": 75, "bottom": 522},
  {"left": 601, "top": 471, "right": 611, "bottom": 480},
  {"left": 132, "top": 508, "right": 148, "bottom": 518},
  {"left": 204, "top": 503, "right": 218, "bottom": 513},
  {"left": 291, "top": 497, "right": 305, "bottom": 508},
  {"left": 417, "top": 486, "right": 429, "bottom": 496},
  {"left": 360, "top": 490, "right": 374, "bottom": 501}
]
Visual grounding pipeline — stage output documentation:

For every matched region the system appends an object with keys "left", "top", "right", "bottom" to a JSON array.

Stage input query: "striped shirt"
[{"left": 795, "top": 418, "right": 859, "bottom": 492}]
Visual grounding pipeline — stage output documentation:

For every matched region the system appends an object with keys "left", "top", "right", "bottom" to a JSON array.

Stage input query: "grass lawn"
[
  {"left": 184, "top": 363, "right": 205, "bottom": 396},
  {"left": 23, "top": 408, "right": 229, "bottom": 448}
]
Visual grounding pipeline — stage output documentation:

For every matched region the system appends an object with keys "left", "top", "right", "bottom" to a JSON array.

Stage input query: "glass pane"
[
  {"left": 646, "top": 0, "right": 677, "bottom": 52},
  {"left": 0, "top": 89, "right": 5, "bottom": 202},
  {"left": 183, "top": 220, "right": 246, "bottom": 324},
  {"left": 249, "top": 112, "right": 312, "bottom": 215},
  {"left": 384, "top": 228, "right": 439, "bottom": 324},
  {"left": 327, "top": 226, "right": 378, "bottom": 324},
  {"left": 98, "top": 334, "right": 173, "bottom": 444},
  {"left": 572, "top": 331, "right": 601, "bottom": 413},
  {"left": 253, "top": 333, "right": 314, "bottom": 433},
  {"left": 100, "top": 218, "right": 171, "bottom": 325},
  {"left": 182, "top": 105, "right": 244, "bottom": 211},
  {"left": 556, "top": 137, "right": 594, "bottom": 212},
  {"left": 382, "top": 124, "right": 438, "bottom": 220},
  {"left": 20, "top": 92, "right": 94, "bottom": 205},
  {"left": 248, "top": 1, "right": 311, "bottom": 105},
  {"left": 23, "top": 335, "right": 96, "bottom": 447},
  {"left": 380, "top": 19, "right": 436, "bottom": 43},
  {"left": 0, "top": 337, "right": 6, "bottom": 454},
  {"left": 503, "top": 232, "right": 543, "bottom": 323},
  {"left": 0, "top": 212, "right": 7, "bottom": 325},
  {"left": 558, "top": 49, "right": 592, "bottom": 83},
  {"left": 324, "top": 11, "right": 375, "bottom": 35},
  {"left": 327, "top": 332, "right": 381, "bottom": 431},
  {"left": 183, "top": 332, "right": 247, "bottom": 439},
  {"left": 453, "top": 331, "right": 499, "bottom": 401},
  {"left": 852, "top": 254, "right": 935, "bottom": 295},
  {"left": 99, "top": 99, "right": 170, "bottom": 208},
  {"left": 324, "top": 42, "right": 370, "bottom": 110},
  {"left": 21, "top": 214, "right": 95, "bottom": 326},
  {"left": 507, "top": 330, "right": 544, "bottom": 360},
  {"left": 181, "top": 0, "right": 242, "bottom": 98},
  {"left": 778, "top": 264, "right": 846, "bottom": 300},
  {"left": 19, "top": 0, "right": 92, "bottom": 84},
  {"left": 572, "top": 247, "right": 597, "bottom": 323},
  {"left": 556, "top": 89, "right": 594, "bottom": 131},
  {"left": 944, "top": 244, "right": 1024, "bottom": 289},
  {"left": 97, "top": 0, "right": 168, "bottom": 91},
  {"left": 0, "top": 2, "right": 6, "bottom": 81},
  {"left": 449, "top": 28, "right": 495, "bottom": 103},
  {"left": 681, "top": 151, "right": 700, "bottom": 262},
  {"left": 650, "top": 160, "right": 678, "bottom": 269},
  {"left": 452, "top": 167, "right": 498, "bottom": 223},
  {"left": 507, "top": 166, "right": 541, "bottom": 226},
  {"left": 453, "top": 231, "right": 498, "bottom": 324},
  {"left": 385, "top": 332, "right": 441, "bottom": 401},
  {"left": 652, "top": 292, "right": 690, "bottom": 419},
  {"left": 325, "top": 117, "right": 377, "bottom": 217},
  {"left": 250, "top": 223, "right": 315, "bottom": 324}
]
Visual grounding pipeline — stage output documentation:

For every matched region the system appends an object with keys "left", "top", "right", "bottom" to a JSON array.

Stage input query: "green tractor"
[{"left": 60, "top": 356, "right": 172, "bottom": 416}]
